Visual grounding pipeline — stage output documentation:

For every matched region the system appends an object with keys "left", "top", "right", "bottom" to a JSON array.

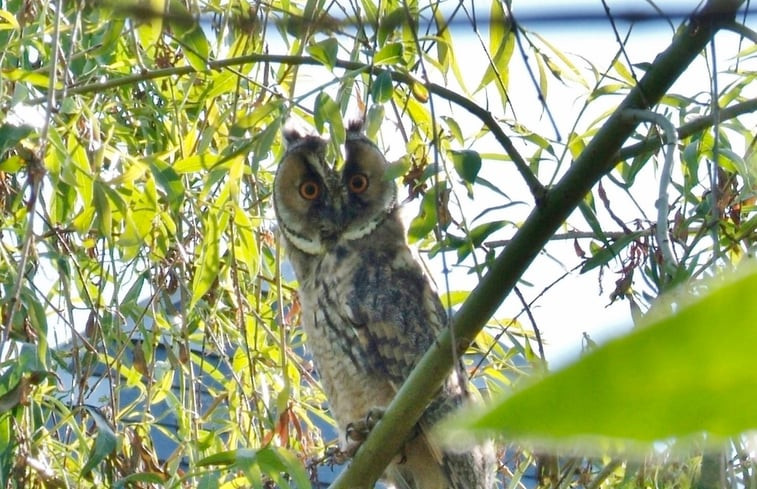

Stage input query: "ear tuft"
[
  {"left": 346, "top": 118, "right": 365, "bottom": 136},
  {"left": 282, "top": 127, "right": 304, "bottom": 146}
]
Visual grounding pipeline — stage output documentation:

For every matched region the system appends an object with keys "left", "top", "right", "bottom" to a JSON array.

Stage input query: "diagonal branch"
[{"left": 328, "top": 0, "right": 745, "bottom": 487}]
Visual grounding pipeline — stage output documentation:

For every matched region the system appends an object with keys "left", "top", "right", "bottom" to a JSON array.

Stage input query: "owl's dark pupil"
[
  {"left": 299, "top": 181, "right": 320, "bottom": 200},
  {"left": 349, "top": 174, "right": 369, "bottom": 193}
]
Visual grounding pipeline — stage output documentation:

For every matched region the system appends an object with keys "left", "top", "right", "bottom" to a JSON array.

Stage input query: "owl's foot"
[
  {"left": 343, "top": 407, "right": 385, "bottom": 456},
  {"left": 324, "top": 445, "right": 349, "bottom": 466}
]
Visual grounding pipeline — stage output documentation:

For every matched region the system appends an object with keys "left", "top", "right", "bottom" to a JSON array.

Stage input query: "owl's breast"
[{"left": 295, "top": 243, "right": 396, "bottom": 425}]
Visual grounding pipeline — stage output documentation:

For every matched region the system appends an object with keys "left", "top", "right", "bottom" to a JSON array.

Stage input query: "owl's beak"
[{"left": 318, "top": 205, "right": 344, "bottom": 243}]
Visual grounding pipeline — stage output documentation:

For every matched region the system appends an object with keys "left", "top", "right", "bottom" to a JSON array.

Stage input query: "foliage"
[
  {"left": 446, "top": 263, "right": 757, "bottom": 454},
  {"left": 0, "top": 0, "right": 755, "bottom": 488}
]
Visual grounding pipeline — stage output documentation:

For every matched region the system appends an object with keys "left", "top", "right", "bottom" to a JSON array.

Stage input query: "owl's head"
[{"left": 273, "top": 121, "right": 398, "bottom": 255}]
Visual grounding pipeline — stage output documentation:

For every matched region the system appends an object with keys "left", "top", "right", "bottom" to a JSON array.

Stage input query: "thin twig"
[{"left": 620, "top": 109, "right": 678, "bottom": 277}]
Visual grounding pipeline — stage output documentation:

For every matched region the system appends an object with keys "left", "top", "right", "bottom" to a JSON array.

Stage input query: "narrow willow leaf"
[
  {"left": 80, "top": 405, "right": 118, "bottom": 476},
  {"left": 168, "top": 0, "right": 209, "bottom": 71},
  {"left": 148, "top": 157, "right": 184, "bottom": 212},
  {"left": 365, "top": 103, "right": 385, "bottom": 139},
  {"left": 442, "top": 264, "right": 757, "bottom": 456},
  {"left": 307, "top": 37, "right": 338, "bottom": 69},
  {"left": 371, "top": 70, "right": 393, "bottom": 104},
  {"left": 2, "top": 68, "right": 60, "bottom": 89},
  {"left": 0, "top": 9, "right": 20, "bottom": 30},
  {"left": 476, "top": 0, "right": 513, "bottom": 96},
  {"left": 580, "top": 231, "right": 644, "bottom": 273},
  {"left": 314, "top": 92, "right": 345, "bottom": 144},
  {"left": 136, "top": 0, "right": 166, "bottom": 50},
  {"left": 190, "top": 215, "right": 220, "bottom": 311},
  {"left": 377, "top": 8, "right": 405, "bottom": 46},
  {"left": 374, "top": 42, "right": 403, "bottom": 65},
  {"left": 408, "top": 187, "right": 438, "bottom": 244}
]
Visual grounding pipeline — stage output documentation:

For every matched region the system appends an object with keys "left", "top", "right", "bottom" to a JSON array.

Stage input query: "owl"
[{"left": 272, "top": 120, "right": 495, "bottom": 489}]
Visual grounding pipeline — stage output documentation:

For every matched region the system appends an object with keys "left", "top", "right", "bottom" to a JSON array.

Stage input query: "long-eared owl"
[{"left": 272, "top": 120, "right": 495, "bottom": 489}]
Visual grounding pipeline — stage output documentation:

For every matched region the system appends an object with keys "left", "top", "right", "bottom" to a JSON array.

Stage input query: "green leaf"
[
  {"left": 374, "top": 42, "right": 403, "bottom": 65},
  {"left": 450, "top": 149, "right": 482, "bottom": 185},
  {"left": 198, "top": 447, "right": 310, "bottom": 489},
  {"left": 2, "top": 69, "right": 60, "bottom": 89},
  {"left": 365, "top": 103, "right": 385, "bottom": 139},
  {"left": 377, "top": 8, "right": 405, "bottom": 46},
  {"left": 443, "top": 264, "right": 757, "bottom": 456},
  {"left": 580, "top": 231, "right": 643, "bottom": 273},
  {"left": 168, "top": 0, "right": 209, "bottom": 71},
  {"left": 476, "top": 1, "right": 513, "bottom": 98},
  {"left": 80, "top": 405, "right": 118, "bottom": 476},
  {"left": 190, "top": 214, "right": 220, "bottom": 311},
  {"left": 408, "top": 187, "right": 439, "bottom": 244},
  {"left": 314, "top": 92, "right": 344, "bottom": 144},
  {"left": 307, "top": 37, "right": 338, "bottom": 70},
  {"left": 371, "top": 70, "right": 393, "bottom": 104},
  {"left": 0, "top": 10, "right": 20, "bottom": 31},
  {"left": 147, "top": 157, "right": 184, "bottom": 212},
  {"left": 0, "top": 124, "right": 34, "bottom": 155}
]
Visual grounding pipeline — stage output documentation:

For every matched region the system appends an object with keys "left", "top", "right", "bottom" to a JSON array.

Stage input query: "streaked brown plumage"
[{"left": 273, "top": 121, "right": 494, "bottom": 489}]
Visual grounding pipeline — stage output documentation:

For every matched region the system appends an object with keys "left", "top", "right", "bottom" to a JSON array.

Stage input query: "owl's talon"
[
  {"left": 365, "top": 407, "right": 384, "bottom": 428},
  {"left": 346, "top": 407, "right": 385, "bottom": 442},
  {"left": 324, "top": 445, "right": 349, "bottom": 466},
  {"left": 343, "top": 407, "right": 386, "bottom": 456}
]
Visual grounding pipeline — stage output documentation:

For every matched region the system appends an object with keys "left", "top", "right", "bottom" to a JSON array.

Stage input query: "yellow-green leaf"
[
  {"left": 374, "top": 42, "right": 403, "bottom": 65},
  {"left": 0, "top": 9, "right": 19, "bottom": 31},
  {"left": 307, "top": 37, "right": 338, "bottom": 70},
  {"left": 190, "top": 215, "right": 220, "bottom": 311}
]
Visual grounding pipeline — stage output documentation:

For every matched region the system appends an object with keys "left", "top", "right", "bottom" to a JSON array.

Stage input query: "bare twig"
[{"left": 620, "top": 109, "right": 678, "bottom": 276}]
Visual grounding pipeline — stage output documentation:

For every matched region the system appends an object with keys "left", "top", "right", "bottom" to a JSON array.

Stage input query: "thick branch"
[{"left": 329, "top": 1, "right": 745, "bottom": 487}]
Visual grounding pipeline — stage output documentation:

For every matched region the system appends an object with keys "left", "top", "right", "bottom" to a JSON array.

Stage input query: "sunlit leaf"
[
  {"left": 408, "top": 186, "right": 439, "bottom": 244},
  {"left": 374, "top": 42, "right": 403, "bottom": 65},
  {"left": 0, "top": 9, "right": 19, "bottom": 31},
  {"left": 136, "top": 0, "right": 165, "bottom": 51},
  {"left": 2, "top": 69, "right": 60, "bottom": 89},
  {"left": 169, "top": 0, "right": 209, "bottom": 71},
  {"left": 190, "top": 214, "right": 220, "bottom": 311},
  {"left": 314, "top": 92, "right": 345, "bottom": 144},
  {"left": 307, "top": 37, "right": 338, "bottom": 70}
]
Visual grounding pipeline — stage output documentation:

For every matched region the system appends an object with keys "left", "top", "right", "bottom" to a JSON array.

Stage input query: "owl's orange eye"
[
  {"left": 348, "top": 173, "right": 369, "bottom": 194},
  {"left": 299, "top": 180, "right": 321, "bottom": 200}
]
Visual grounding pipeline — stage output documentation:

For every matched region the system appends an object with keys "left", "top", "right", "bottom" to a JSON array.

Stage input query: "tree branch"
[
  {"left": 328, "top": 1, "right": 745, "bottom": 487},
  {"left": 615, "top": 97, "right": 757, "bottom": 162},
  {"left": 32, "top": 53, "right": 542, "bottom": 202}
]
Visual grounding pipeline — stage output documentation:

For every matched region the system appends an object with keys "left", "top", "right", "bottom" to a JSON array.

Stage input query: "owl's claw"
[
  {"left": 324, "top": 445, "right": 349, "bottom": 466},
  {"left": 344, "top": 407, "right": 385, "bottom": 456}
]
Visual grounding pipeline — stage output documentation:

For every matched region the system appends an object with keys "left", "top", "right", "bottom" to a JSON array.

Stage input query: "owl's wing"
[
  {"left": 342, "top": 245, "right": 495, "bottom": 488},
  {"left": 342, "top": 244, "right": 449, "bottom": 385}
]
